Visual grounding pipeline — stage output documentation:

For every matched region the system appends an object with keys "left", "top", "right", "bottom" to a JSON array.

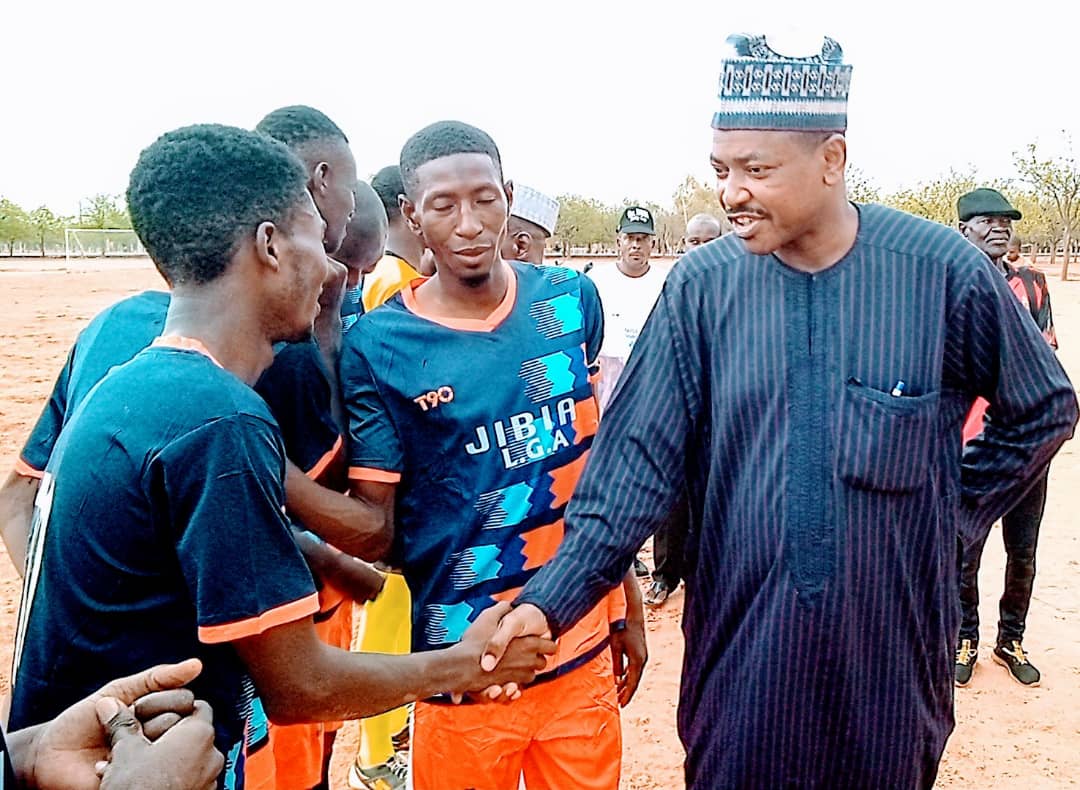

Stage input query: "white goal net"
[{"left": 64, "top": 228, "right": 145, "bottom": 262}]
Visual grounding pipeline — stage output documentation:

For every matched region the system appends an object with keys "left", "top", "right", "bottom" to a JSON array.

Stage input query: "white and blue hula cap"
[
  {"left": 713, "top": 33, "right": 852, "bottom": 132},
  {"left": 510, "top": 184, "right": 560, "bottom": 237}
]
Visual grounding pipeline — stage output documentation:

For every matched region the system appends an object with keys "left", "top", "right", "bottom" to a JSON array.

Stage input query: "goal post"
[{"left": 64, "top": 228, "right": 145, "bottom": 263}]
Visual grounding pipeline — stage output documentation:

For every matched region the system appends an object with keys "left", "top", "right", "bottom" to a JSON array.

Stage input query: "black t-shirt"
[{"left": 11, "top": 342, "right": 317, "bottom": 789}]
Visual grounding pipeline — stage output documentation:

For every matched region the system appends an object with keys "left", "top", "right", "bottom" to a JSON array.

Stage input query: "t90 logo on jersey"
[{"left": 413, "top": 386, "right": 455, "bottom": 411}]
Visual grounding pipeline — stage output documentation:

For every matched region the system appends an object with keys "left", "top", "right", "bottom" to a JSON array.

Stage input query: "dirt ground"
[{"left": 0, "top": 258, "right": 1077, "bottom": 789}]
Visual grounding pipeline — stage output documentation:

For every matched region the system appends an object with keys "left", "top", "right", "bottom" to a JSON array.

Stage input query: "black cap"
[
  {"left": 957, "top": 188, "right": 1022, "bottom": 222},
  {"left": 618, "top": 206, "right": 655, "bottom": 235}
]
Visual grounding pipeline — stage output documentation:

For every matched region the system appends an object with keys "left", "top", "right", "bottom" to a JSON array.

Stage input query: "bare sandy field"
[{"left": 0, "top": 259, "right": 1076, "bottom": 788}]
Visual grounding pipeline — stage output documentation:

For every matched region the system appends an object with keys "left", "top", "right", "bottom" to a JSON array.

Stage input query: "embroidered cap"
[
  {"left": 510, "top": 184, "right": 560, "bottom": 237},
  {"left": 713, "top": 33, "right": 853, "bottom": 132}
]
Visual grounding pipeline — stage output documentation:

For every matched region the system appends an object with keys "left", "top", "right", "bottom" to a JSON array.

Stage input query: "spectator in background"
[
  {"left": 589, "top": 205, "right": 668, "bottom": 578},
  {"left": 363, "top": 165, "right": 431, "bottom": 313},
  {"left": 955, "top": 188, "right": 1059, "bottom": 689},
  {"left": 501, "top": 184, "right": 559, "bottom": 265}
]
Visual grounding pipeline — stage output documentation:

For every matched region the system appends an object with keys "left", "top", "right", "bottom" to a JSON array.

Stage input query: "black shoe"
[
  {"left": 644, "top": 579, "right": 672, "bottom": 608},
  {"left": 955, "top": 638, "right": 977, "bottom": 688},
  {"left": 633, "top": 557, "right": 650, "bottom": 578},
  {"left": 992, "top": 640, "right": 1041, "bottom": 687},
  {"left": 390, "top": 719, "right": 410, "bottom": 753}
]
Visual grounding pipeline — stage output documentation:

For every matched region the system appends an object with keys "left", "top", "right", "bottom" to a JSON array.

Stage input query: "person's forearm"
[
  {"left": 261, "top": 642, "right": 471, "bottom": 725},
  {"left": 622, "top": 569, "right": 643, "bottom": 623},
  {"left": 0, "top": 471, "right": 39, "bottom": 575},
  {"left": 958, "top": 268, "right": 1078, "bottom": 533},
  {"left": 285, "top": 464, "right": 391, "bottom": 561},
  {"left": 962, "top": 384, "right": 1077, "bottom": 528},
  {"left": 293, "top": 528, "right": 385, "bottom": 603}
]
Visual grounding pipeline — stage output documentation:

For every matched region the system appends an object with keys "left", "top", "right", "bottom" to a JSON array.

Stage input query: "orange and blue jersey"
[
  {"left": 17, "top": 290, "right": 169, "bottom": 477},
  {"left": 10, "top": 339, "right": 318, "bottom": 790},
  {"left": 341, "top": 260, "right": 620, "bottom": 683},
  {"left": 341, "top": 281, "right": 365, "bottom": 334}
]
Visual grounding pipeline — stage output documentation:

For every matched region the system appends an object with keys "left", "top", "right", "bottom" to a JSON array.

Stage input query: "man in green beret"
[{"left": 955, "top": 188, "right": 1058, "bottom": 688}]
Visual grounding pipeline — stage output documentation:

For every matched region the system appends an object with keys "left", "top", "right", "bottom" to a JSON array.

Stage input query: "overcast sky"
[{"left": 2, "top": 0, "right": 1075, "bottom": 215}]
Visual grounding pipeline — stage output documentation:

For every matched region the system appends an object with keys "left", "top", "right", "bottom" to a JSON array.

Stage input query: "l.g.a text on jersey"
[{"left": 465, "top": 395, "right": 579, "bottom": 469}]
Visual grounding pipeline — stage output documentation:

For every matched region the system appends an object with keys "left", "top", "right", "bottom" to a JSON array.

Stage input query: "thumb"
[
  {"left": 480, "top": 609, "right": 524, "bottom": 672},
  {"left": 96, "top": 697, "right": 145, "bottom": 747},
  {"left": 94, "top": 658, "right": 203, "bottom": 706}
]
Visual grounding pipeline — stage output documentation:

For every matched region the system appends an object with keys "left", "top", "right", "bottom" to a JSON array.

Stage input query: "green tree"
[
  {"left": 670, "top": 176, "right": 728, "bottom": 246},
  {"left": 1007, "top": 189, "right": 1059, "bottom": 255},
  {"left": 1013, "top": 137, "right": 1080, "bottom": 280},
  {"left": 0, "top": 198, "right": 31, "bottom": 256},
  {"left": 554, "top": 194, "right": 613, "bottom": 253},
  {"left": 846, "top": 166, "right": 881, "bottom": 204},
  {"left": 881, "top": 168, "right": 987, "bottom": 226},
  {"left": 78, "top": 193, "right": 132, "bottom": 229},
  {"left": 28, "top": 206, "right": 63, "bottom": 256}
]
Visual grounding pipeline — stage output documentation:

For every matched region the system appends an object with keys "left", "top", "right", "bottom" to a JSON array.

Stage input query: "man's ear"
[
  {"left": 513, "top": 230, "right": 532, "bottom": 260},
  {"left": 504, "top": 180, "right": 514, "bottom": 216},
  {"left": 400, "top": 195, "right": 424, "bottom": 239},
  {"left": 254, "top": 221, "right": 282, "bottom": 272},
  {"left": 958, "top": 220, "right": 968, "bottom": 236},
  {"left": 311, "top": 161, "right": 331, "bottom": 196},
  {"left": 822, "top": 134, "right": 847, "bottom": 187}
]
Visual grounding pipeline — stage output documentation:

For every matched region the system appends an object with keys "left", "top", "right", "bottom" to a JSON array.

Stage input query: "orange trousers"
[{"left": 411, "top": 651, "right": 621, "bottom": 790}]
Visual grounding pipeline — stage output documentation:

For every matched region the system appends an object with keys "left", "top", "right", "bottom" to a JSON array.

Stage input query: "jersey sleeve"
[
  {"left": 578, "top": 272, "right": 605, "bottom": 368},
  {"left": 339, "top": 331, "right": 405, "bottom": 483},
  {"left": 18, "top": 347, "right": 75, "bottom": 476},
  {"left": 153, "top": 414, "right": 318, "bottom": 644},
  {"left": 254, "top": 340, "right": 341, "bottom": 479}
]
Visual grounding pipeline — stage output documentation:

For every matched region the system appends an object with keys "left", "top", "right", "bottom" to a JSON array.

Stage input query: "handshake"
[{"left": 449, "top": 602, "right": 554, "bottom": 702}]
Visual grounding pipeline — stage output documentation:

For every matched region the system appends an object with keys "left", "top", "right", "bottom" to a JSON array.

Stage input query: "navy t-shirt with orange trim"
[
  {"left": 254, "top": 338, "right": 342, "bottom": 478},
  {"left": 18, "top": 290, "right": 170, "bottom": 476},
  {"left": 10, "top": 341, "right": 317, "bottom": 790},
  {"left": 340, "top": 261, "right": 615, "bottom": 670}
]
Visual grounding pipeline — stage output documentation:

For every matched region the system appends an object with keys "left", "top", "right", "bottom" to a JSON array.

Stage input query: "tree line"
[
  {"left": 0, "top": 194, "right": 131, "bottom": 257},
  {"left": 2, "top": 137, "right": 1077, "bottom": 278},
  {"left": 553, "top": 136, "right": 1080, "bottom": 280}
]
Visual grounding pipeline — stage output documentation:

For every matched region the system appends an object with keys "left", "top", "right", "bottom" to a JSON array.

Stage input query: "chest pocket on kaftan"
[{"left": 836, "top": 378, "right": 940, "bottom": 494}]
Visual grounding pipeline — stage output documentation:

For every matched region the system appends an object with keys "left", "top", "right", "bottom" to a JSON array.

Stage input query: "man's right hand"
[
  {"left": 480, "top": 603, "right": 551, "bottom": 670},
  {"left": 452, "top": 602, "right": 555, "bottom": 699}
]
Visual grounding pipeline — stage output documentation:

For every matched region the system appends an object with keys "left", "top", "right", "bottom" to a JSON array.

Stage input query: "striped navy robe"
[{"left": 518, "top": 204, "right": 1078, "bottom": 789}]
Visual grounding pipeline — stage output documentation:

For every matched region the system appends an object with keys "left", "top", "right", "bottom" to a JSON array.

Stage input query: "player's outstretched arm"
[
  {"left": 0, "top": 470, "right": 39, "bottom": 573},
  {"left": 233, "top": 601, "right": 554, "bottom": 725},
  {"left": 284, "top": 462, "right": 395, "bottom": 561}
]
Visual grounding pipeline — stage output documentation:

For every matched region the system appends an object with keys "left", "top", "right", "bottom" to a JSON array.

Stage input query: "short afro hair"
[
  {"left": 255, "top": 105, "right": 348, "bottom": 148},
  {"left": 126, "top": 124, "right": 309, "bottom": 286},
  {"left": 399, "top": 120, "right": 502, "bottom": 198},
  {"left": 370, "top": 165, "right": 406, "bottom": 222}
]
